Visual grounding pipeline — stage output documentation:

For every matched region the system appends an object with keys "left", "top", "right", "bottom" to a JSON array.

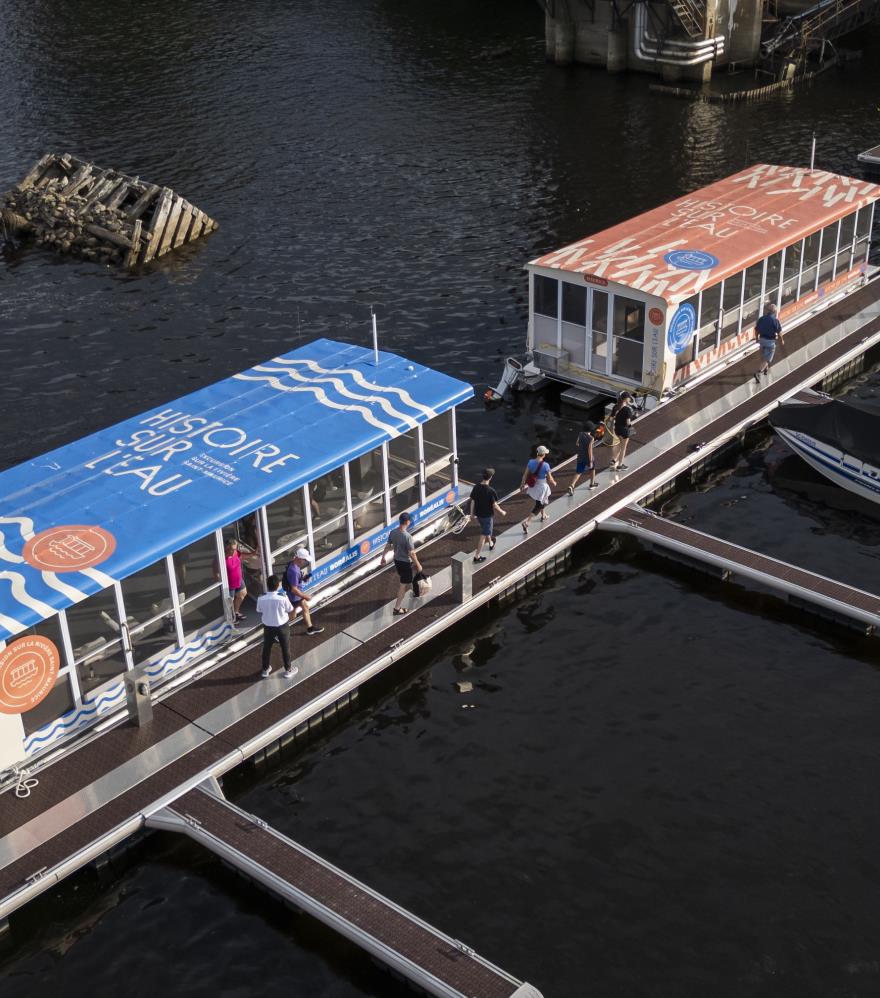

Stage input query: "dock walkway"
[
  {"left": 3, "top": 277, "right": 880, "bottom": 989},
  {"left": 602, "top": 505, "right": 880, "bottom": 632},
  {"left": 148, "top": 783, "right": 538, "bottom": 998}
]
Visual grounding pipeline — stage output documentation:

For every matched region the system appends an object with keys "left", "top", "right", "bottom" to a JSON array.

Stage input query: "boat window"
[
  {"left": 309, "top": 467, "right": 347, "bottom": 529},
  {"left": 266, "top": 488, "right": 307, "bottom": 556},
  {"left": 763, "top": 250, "right": 782, "bottom": 309},
  {"left": 349, "top": 445, "right": 385, "bottom": 505},
  {"left": 130, "top": 618, "right": 178, "bottom": 667},
  {"left": 120, "top": 558, "right": 175, "bottom": 630},
  {"left": 855, "top": 206, "right": 872, "bottom": 263},
  {"left": 171, "top": 531, "right": 221, "bottom": 599},
  {"left": 388, "top": 426, "right": 421, "bottom": 516},
  {"left": 313, "top": 512, "right": 350, "bottom": 561},
  {"left": 561, "top": 282, "right": 588, "bottom": 367},
  {"left": 720, "top": 271, "right": 743, "bottom": 342},
  {"left": 611, "top": 296, "right": 644, "bottom": 382},
  {"left": 836, "top": 212, "right": 856, "bottom": 275},
  {"left": 589, "top": 290, "right": 609, "bottom": 374},
  {"left": 422, "top": 412, "right": 452, "bottom": 470},
  {"left": 800, "top": 230, "right": 821, "bottom": 294},
  {"left": 21, "top": 673, "right": 75, "bottom": 738},
  {"left": 534, "top": 275, "right": 558, "bottom": 318},
  {"left": 65, "top": 587, "right": 129, "bottom": 695},
  {"left": 781, "top": 240, "right": 802, "bottom": 306},
  {"left": 818, "top": 220, "right": 839, "bottom": 285},
  {"left": 180, "top": 587, "right": 226, "bottom": 639},
  {"left": 741, "top": 260, "right": 765, "bottom": 331},
  {"left": 674, "top": 293, "right": 699, "bottom": 370},
  {"left": 351, "top": 495, "right": 387, "bottom": 540},
  {"left": 698, "top": 284, "right": 722, "bottom": 353}
]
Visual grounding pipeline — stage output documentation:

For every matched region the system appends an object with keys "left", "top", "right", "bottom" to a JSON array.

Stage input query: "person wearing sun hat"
[
  {"left": 520, "top": 445, "right": 556, "bottom": 533},
  {"left": 281, "top": 546, "right": 324, "bottom": 635}
]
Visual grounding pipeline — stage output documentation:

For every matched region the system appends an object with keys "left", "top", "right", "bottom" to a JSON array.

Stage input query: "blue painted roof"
[{"left": 0, "top": 339, "right": 472, "bottom": 642}]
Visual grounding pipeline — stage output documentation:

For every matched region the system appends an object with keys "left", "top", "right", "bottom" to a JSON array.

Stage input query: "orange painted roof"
[{"left": 530, "top": 165, "right": 880, "bottom": 306}]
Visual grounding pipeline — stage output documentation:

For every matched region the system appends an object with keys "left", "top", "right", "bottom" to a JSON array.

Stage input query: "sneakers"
[
  {"left": 489, "top": 537, "right": 497, "bottom": 550},
  {"left": 234, "top": 612, "right": 247, "bottom": 622},
  {"left": 753, "top": 371, "right": 760, "bottom": 384},
  {"left": 521, "top": 522, "right": 528, "bottom": 534},
  {"left": 473, "top": 556, "right": 487, "bottom": 563},
  {"left": 306, "top": 625, "right": 325, "bottom": 635},
  {"left": 567, "top": 485, "right": 574, "bottom": 496},
  {"left": 283, "top": 666, "right": 299, "bottom": 680},
  {"left": 589, "top": 481, "right": 599, "bottom": 489},
  {"left": 617, "top": 464, "right": 628, "bottom": 470},
  {"left": 260, "top": 667, "right": 272, "bottom": 679}
]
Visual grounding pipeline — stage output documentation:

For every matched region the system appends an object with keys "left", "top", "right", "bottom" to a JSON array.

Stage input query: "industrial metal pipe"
[{"left": 632, "top": 3, "right": 726, "bottom": 65}]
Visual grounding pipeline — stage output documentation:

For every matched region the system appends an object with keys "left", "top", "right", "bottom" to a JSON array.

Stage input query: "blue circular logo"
[
  {"left": 664, "top": 249, "right": 719, "bottom": 271},
  {"left": 667, "top": 303, "right": 696, "bottom": 355}
]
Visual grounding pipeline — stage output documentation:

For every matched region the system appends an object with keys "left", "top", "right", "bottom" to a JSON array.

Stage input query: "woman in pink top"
[{"left": 225, "top": 538, "right": 248, "bottom": 622}]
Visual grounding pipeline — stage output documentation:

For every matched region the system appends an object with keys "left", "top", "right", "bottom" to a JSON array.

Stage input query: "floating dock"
[
  {"left": 3, "top": 275, "right": 880, "bottom": 991},
  {"left": 601, "top": 505, "right": 880, "bottom": 633},
  {"left": 148, "top": 782, "right": 538, "bottom": 998}
]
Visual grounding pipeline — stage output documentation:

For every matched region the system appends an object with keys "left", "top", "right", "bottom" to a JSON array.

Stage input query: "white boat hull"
[{"left": 773, "top": 426, "right": 880, "bottom": 505}]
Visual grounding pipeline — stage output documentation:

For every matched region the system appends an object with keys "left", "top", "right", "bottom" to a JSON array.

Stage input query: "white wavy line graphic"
[
  {"left": 42, "top": 571, "right": 88, "bottom": 603},
  {"left": 0, "top": 570, "right": 55, "bottom": 616},
  {"left": 252, "top": 365, "right": 420, "bottom": 429},
  {"left": 81, "top": 567, "right": 116, "bottom": 588},
  {"left": 0, "top": 610, "right": 26, "bottom": 636},
  {"left": 233, "top": 373, "right": 400, "bottom": 436},
  {"left": 0, "top": 515, "right": 35, "bottom": 539},
  {"left": 0, "top": 528, "right": 24, "bottom": 563},
  {"left": 270, "top": 357, "right": 437, "bottom": 418}
]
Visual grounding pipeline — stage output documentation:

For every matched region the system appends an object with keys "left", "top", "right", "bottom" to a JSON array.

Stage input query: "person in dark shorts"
[
  {"left": 282, "top": 547, "right": 324, "bottom": 635},
  {"left": 380, "top": 511, "right": 423, "bottom": 615},
  {"left": 255, "top": 575, "right": 297, "bottom": 680},
  {"left": 753, "top": 303, "right": 784, "bottom": 382},
  {"left": 567, "top": 422, "right": 599, "bottom": 494},
  {"left": 468, "top": 467, "right": 506, "bottom": 563},
  {"left": 610, "top": 392, "right": 635, "bottom": 471}
]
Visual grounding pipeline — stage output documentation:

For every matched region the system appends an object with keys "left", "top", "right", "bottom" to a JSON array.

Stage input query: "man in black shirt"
[
  {"left": 468, "top": 467, "right": 506, "bottom": 563},
  {"left": 567, "top": 421, "right": 599, "bottom": 494}
]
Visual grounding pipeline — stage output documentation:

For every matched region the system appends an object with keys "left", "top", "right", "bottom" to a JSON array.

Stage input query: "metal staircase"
[{"left": 667, "top": 0, "right": 706, "bottom": 38}]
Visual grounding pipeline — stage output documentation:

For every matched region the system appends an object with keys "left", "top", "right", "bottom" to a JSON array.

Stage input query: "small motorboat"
[{"left": 769, "top": 393, "right": 880, "bottom": 505}]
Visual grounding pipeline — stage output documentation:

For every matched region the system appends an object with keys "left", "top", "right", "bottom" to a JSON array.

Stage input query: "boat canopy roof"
[
  {"left": 770, "top": 395, "right": 880, "bottom": 467},
  {"left": 0, "top": 339, "right": 473, "bottom": 643},
  {"left": 530, "top": 164, "right": 880, "bottom": 306}
]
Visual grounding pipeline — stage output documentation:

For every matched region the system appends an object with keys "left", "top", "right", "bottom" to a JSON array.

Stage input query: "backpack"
[{"left": 525, "top": 460, "right": 544, "bottom": 489}]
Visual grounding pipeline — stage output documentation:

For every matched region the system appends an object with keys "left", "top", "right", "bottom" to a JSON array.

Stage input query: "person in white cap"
[
  {"left": 520, "top": 445, "right": 556, "bottom": 533},
  {"left": 281, "top": 547, "right": 324, "bottom": 635}
]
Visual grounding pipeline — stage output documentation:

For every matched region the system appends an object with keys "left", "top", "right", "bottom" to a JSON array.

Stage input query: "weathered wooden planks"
[{"left": 2, "top": 154, "right": 218, "bottom": 268}]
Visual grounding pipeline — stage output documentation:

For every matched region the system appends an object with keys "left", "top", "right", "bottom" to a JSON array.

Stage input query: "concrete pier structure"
[{"left": 542, "top": 0, "right": 764, "bottom": 81}]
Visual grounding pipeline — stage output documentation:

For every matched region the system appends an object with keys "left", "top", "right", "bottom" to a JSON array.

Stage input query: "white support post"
[
  {"left": 165, "top": 554, "right": 185, "bottom": 647},
  {"left": 302, "top": 484, "right": 316, "bottom": 564},
  {"left": 342, "top": 464, "right": 355, "bottom": 545}
]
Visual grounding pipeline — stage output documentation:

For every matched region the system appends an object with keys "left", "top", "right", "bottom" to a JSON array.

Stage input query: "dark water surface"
[{"left": 2, "top": 1, "right": 880, "bottom": 995}]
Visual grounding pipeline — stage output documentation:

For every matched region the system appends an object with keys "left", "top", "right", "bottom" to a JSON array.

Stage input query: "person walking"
[
  {"left": 380, "top": 511, "right": 423, "bottom": 614},
  {"left": 609, "top": 392, "right": 635, "bottom": 471},
  {"left": 468, "top": 467, "right": 506, "bottom": 562},
  {"left": 753, "top": 303, "right": 784, "bottom": 382},
  {"left": 567, "top": 422, "right": 599, "bottom": 494},
  {"left": 520, "top": 445, "right": 556, "bottom": 533},
  {"left": 255, "top": 574, "right": 297, "bottom": 679},
  {"left": 282, "top": 548, "right": 325, "bottom": 635},
  {"left": 224, "top": 538, "right": 248, "bottom": 622}
]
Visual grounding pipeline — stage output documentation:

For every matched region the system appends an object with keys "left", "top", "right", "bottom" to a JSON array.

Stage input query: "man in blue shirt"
[{"left": 753, "top": 303, "right": 784, "bottom": 382}]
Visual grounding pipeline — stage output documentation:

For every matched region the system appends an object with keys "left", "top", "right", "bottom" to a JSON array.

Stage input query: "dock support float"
[{"left": 147, "top": 785, "right": 542, "bottom": 998}]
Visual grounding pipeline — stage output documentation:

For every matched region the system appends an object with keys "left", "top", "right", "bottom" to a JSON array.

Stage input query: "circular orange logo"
[
  {"left": 648, "top": 307, "right": 664, "bottom": 327},
  {"left": 445, "top": 491, "right": 456, "bottom": 504},
  {"left": 23, "top": 525, "right": 116, "bottom": 573},
  {"left": 0, "top": 636, "right": 60, "bottom": 715},
  {"left": 359, "top": 540, "right": 372, "bottom": 556}
]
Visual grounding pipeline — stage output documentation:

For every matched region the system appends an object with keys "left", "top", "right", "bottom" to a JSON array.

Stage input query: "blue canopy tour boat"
[{"left": 0, "top": 339, "right": 472, "bottom": 771}]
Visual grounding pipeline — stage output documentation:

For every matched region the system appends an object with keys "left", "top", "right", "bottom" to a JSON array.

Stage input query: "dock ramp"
[
  {"left": 147, "top": 783, "right": 541, "bottom": 998},
  {"left": 602, "top": 506, "right": 880, "bottom": 633}
]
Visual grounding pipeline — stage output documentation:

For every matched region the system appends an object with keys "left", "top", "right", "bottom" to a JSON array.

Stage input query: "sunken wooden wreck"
[{"left": 0, "top": 153, "right": 218, "bottom": 268}]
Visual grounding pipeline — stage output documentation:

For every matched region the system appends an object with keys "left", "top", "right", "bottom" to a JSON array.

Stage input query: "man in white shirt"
[{"left": 255, "top": 574, "right": 297, "bottom": 679}]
